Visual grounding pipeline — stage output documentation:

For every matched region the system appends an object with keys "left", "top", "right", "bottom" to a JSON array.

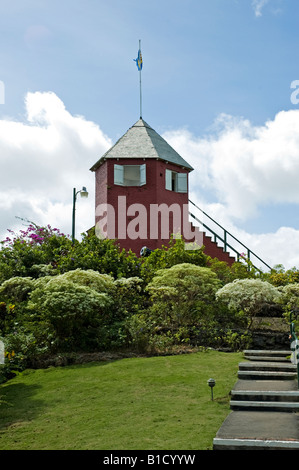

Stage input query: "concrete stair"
[
  {"left": 244, "top": 349, "right": 291, "bottom": 362},
  {"left": 237, "top": 360, "right": 297, "bottom": 380},
  {"left": 230, "top": 390, "right": 299, "bottom": 412},
  {"left": 213, "top": 349, "right": 299, "bottom": 450}
]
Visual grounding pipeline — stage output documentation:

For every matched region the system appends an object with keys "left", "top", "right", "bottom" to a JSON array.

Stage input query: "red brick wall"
[
  {"left": 94, "top": 158, "right": 236, "bottom": 264},
  {"left": 94, "top": 158, "right": 191, "bottom": 254}
]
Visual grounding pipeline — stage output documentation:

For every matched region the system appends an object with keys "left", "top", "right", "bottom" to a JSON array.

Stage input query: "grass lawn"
[{"left": 0, "top": 350, "right": 242, "bottom": 450}]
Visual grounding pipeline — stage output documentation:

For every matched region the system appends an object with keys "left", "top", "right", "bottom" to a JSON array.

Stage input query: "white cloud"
[
  {"left": 252, "top": 0, "right": 270, "bottom": 17},
  {"left": 2, "top": 91, "right": 299, "bottom": 271},
  {"left": 164, "top": 110, "right": 299, "bottom": 221},
  {"left": 0, "top": 91, "right": 112, "bottom": 241},
  {"left": 163, "top": 109, "right": 299, "bottom": 270}
]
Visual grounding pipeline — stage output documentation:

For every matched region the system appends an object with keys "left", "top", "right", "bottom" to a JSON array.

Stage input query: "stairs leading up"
[
  {"left": 188, "top": 199, "right": 272, "bottom": 271},
  {"left": 189, "top": 222, "right": 236, "bottom": 265},
  {"left": 244, "top": 350, "right": 291, "bottom": 362},
  {"left": 230, "top": 391, "right": 299, "bottom": 412},
  {"left": 237, "top": 361, "right": 297, "bottom": 380},
  {"left": 201, "top": 230, "right": 236, "bottom": 266},
  {"left": 213, "top": 349, "right": 299, "bottom": 450}
]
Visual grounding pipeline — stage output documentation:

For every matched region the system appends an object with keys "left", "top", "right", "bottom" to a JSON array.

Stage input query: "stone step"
[
  {"left": 244, "top": 350, "right": 290, "bottom": 357},
  {"left": 238, "top": 361, "right": 296, "bottom": 372},
  {"left": 230, "top": 400, "right": 299, "bottom": 411},
  {"left": 213, "top": 410, "right": 299, "bottom": 450},
  {"left": 213, "top": 437, "right": 299, "bottom": 450},
  {"left": 231, "top": 390, "right": 299, "bottom": 402},
  {"left": 213, "top": 349, "right": 299, "bottom": 450},
  {"left": 238, "top": 370, "right": 297, "bottom": 380},
  {"left": 244, "top": 355, "right": 291, "bottom": 362}
]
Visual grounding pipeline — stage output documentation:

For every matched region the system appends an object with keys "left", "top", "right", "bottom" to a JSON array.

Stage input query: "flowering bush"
[
  {"left": 216, "top": 279, "right": 281, "bottom": 328},
  {"left": 2, "top": 222, "right": 66, "bottom": 247},
  {"left": 279, "top": 283, "right": 299, "bottom": 333},
  {"left": 28, "top": 273, "right": 112, "bottom": 351},
  {"left": 61, "top": 268, "right": 116, "bottom": 294},
  {"left": 147, "top": 263, "right": 222, "bottom": 324},
  {"left": 279, "top": 283, "right": 299, "bottom": 311},
  {"left": 125, "top": 263, "right": 223, "bottom": 352},
  {"left": 0, "top": 222, "right": 71, "bottom": 283},
  {"left": 140, "top": 237, "right": 207, "bottom": 283},
  {"left": 0, "top": 276, "right": 35, "bottom": 302}
]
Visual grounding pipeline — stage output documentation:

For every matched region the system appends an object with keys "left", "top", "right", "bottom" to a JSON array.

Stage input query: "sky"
[{"left": 0, "top": 0, "right": 299, "bottom": 270}]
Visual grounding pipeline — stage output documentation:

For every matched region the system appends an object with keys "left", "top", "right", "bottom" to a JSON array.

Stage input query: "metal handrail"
[{"left": 188, "top": 199, "right": 272, "bottom": 272}]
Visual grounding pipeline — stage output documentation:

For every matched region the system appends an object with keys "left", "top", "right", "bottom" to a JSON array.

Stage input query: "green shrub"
[
  {"left": 126, "top": 263, "right": 222, "bottom": 353},
  {"left": 147, "top": 263, "right": 222, "bottom": 326},
  {"left": 0, "top": 276, "right": 35, "bottom": 302},
  {"left": 56, "top": 230, "right": 141, "bottom": 279},
  {"left": 27, "top": 274, "right": 112, "bottom": 352},
  {"left": 216, "top": 279, "right": 281, "bottom": 329},
  {"left": 140, "top": 237, "right": 207, "bottom": 283},
  {"left": 278, "top": 284, "right": 299, "bottom": 332},
  {"left": 0, "top": 222, "right": 71, "bottom": 282},
  {"left": 59, "top": 268, "right": 116, "bottom": 294}
]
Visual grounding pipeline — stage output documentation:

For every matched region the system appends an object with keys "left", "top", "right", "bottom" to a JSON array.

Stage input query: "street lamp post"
[{"left": 72, "top": 186, "right": 88, "bottom": 243}]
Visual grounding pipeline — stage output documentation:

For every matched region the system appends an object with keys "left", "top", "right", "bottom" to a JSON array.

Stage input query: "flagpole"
[{"left": 139, "top": 39, "right": 142, "bottom": 119}]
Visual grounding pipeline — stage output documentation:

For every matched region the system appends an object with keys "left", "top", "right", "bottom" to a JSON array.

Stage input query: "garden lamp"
[{"left": 207, "top": 378, "right": 216, "bottom": 401}]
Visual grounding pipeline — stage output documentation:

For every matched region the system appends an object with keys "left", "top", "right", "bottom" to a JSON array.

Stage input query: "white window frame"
[
  {"left": 114, "top": 164, "right": 124, "bottom": 185},
  {"left": 177, "top": 173, "right": 188, "bottom": 193},
  {"left": 165, "top": 169, "right": 187, "bottom": 193},
  {"left": 114, "top": 164, "right": 146, "bottom": 187}
]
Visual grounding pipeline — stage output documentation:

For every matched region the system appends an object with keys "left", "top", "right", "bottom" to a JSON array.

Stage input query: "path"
[{"left": 213, "top": 349, "right": 299, "bottom": 450}]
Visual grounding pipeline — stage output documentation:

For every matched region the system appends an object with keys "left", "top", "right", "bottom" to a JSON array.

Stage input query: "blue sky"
[
  {"left": 1, "top": 0, "right": 299, "bottom": 269},
  {"left": 2, "top": 0, "right": 297, "bottom": 136}
]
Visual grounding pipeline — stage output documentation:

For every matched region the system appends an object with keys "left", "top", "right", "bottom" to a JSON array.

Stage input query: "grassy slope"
[{"left": 0, "top": 350, "right": 242, "bottom": 450}]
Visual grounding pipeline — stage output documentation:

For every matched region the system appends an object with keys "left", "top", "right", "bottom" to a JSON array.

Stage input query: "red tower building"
[{"left": 90, "top": 118, "right": 235, "bottom": 264}]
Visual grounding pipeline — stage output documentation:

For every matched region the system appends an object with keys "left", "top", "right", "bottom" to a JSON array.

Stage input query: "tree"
[{"left": 56, "top": 228, "right": 142, "bottom": 279}]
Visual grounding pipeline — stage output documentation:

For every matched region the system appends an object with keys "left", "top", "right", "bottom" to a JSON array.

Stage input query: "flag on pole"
[{"left": 134, "top": 48, "right": 143, "bottom": 71}]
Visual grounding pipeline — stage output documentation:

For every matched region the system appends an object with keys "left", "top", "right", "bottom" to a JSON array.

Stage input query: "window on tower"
[
  {"left": 165, "top": 169, "right": 187, "bottom": 193},
  {"left": 114, "top": 164, "right": 146, "bottom": 186}
]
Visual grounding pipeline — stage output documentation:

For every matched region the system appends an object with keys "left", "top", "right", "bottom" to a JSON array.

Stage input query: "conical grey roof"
[{"left": 90, "top": 118, "right": 193, "bottom": 171}]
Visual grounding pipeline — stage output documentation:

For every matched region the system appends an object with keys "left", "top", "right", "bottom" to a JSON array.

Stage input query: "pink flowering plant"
[
  {"left": 0, "top": 221, "right": 71, "bottom": 282},
  {"left": 2, "top": 221, "right": 66, "bottom": 247}
]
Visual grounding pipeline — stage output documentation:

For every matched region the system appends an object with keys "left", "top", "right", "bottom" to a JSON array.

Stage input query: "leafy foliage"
[
  {"left": 139, "top": 237, "right": 208, "bottom": 283},
  {"left": 127, "top": 263, "right": 231, "bottom": 353},
  {"left": 279, "top": 283, "right": 299, "bottom": 311},
  {"left": 216, "top": 279, "right": 281, "bottom": 328},
  {"left": 27, "top": 273, "right": 112, "bottom": 351},
  {"left": 0, "top": 222, "right": 71, "bottom": 282},
  {"left": 267, "top": 264, "right": 299, "bottom": 287},
  {"left": 0, "top": 221, "right": 295, "bottom": 381},
  {"left": 147, "top": 263, "right": 221, "bottom": 323}
]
